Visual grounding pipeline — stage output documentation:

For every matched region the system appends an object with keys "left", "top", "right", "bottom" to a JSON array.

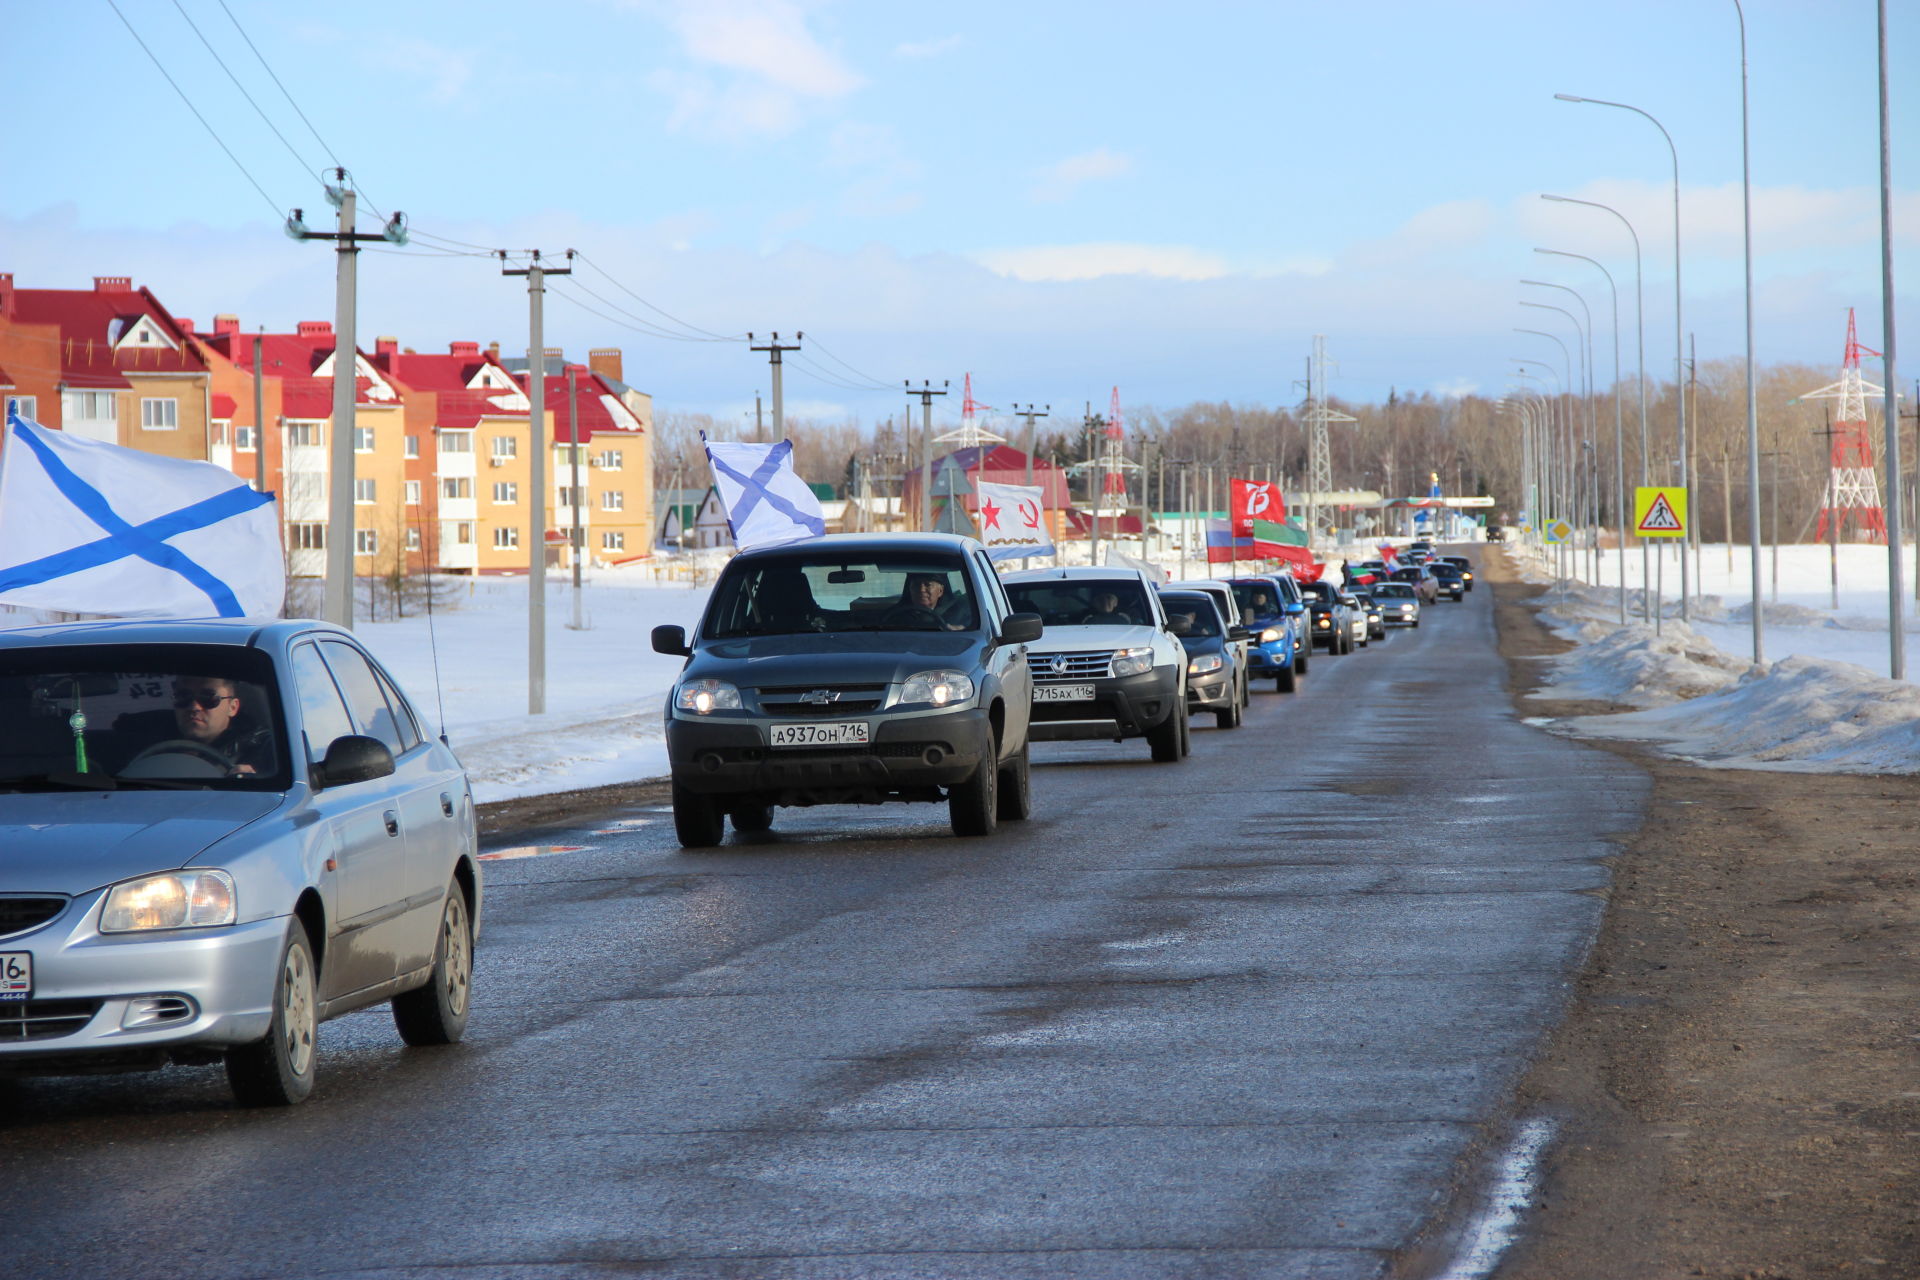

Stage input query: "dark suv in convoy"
[
  {"left": 1299, "top": 579, "right": 1360, "bottom": 653},
  {"left": 652, "top": 534, "right": 1043, "bottom": 845}
]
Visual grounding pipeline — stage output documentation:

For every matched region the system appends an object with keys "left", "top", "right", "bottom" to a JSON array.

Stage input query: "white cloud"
[
  {"left": 1433, "top": 377, "right": 1480, "bottom": 400},
  {"left": 1030, "top": 148, "right": 1134, "bottom": 204},
  {"left": 972, "top": 243, "right": 1230, "bottom": 282},
  {"left": 645, "top": 0, "right": 862, "bottom": 139},
  {"left": 894, "top": 35, "right": 964, "bottom": 59},
  {"left": 365, "top": 40, "right": 473, "bottom": 104}
]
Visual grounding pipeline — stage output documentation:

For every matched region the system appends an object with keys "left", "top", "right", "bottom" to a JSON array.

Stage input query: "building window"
[
  {"left": 354, "top": 478, "right": 377, "bottom": 504},
  {"left": 290, "top": 523, "right": 325, "bottom": 550},
  {"left": 406, "top": 528, "right": 421, "bottom": 551},
  {"left": 600, "top": 490, "right": 625, "bottom": 512},
  {"left": 289, "top": 421, "right": 322, "bottom": 447},
  {"left": 404, "top": 434, "right": 420, "bottom": 459},
  {"left": 234, "top": 424, "right": 258, "bottom": 451},
  {"left": 355, "top": 529, "right": 378, "bottom": 556},
  {"left": 63, "top": 390, "right": 116, "bottom": 422},
  {"left": 353, "top": 426, "right": 375, "bottom": 452},
  {"left": 442, "top": 478, "right": 472, "bottom": 500},
  {"left": 554, "top": 444, "right": 586, "bottom": 466},
  {"left": 436, "top": 429, "right": 472, "bottom": 453},
  {"left": 455, "top": 521, "right": 474, "bottom": 545},
  {"left": 492, "top": 527, "right": 520, "bottom": 550},
  {"left": 490, "top": 436, "right": 517, "bottom": 459},
  {"left": 557, "top": 486, "right": 586, "bottom": 508},
  {"left": 601, "top": 530, "right": 626, "bottom": 552},
  {"left": 492, "top": 481, "right": 518, "bottom": 504},
  {"left": 405, "top": 480, "right": 421, "bottom": 506},
  {"left": 210, "top": 421, "right": 227, "bottom": 446},
  {"left": 596, "top": 449, "right": 623, "bottom": 471},
  {"left": 6, "top": 395, "right": 38, "bottom": 422},
  {"left": 139, "top": 398, "right": 179, "bottom": 430}
]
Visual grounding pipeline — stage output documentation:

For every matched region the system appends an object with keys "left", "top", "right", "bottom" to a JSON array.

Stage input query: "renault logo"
[
  {"left": 1048, "top": 655, "right": 1068, "bottom": 676},
  {"left": 798, "top": 689, "right": 840, "bottom": 705}
]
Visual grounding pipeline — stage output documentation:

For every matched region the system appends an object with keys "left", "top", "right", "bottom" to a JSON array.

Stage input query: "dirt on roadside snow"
[{"left": 1481, "top": 551, "right": 1920, "bottom": 1279}]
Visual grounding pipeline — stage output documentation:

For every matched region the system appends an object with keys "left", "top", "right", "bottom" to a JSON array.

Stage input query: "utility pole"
[
  {"left": 1815, "top": 411, "right": 1843, "bottom": 609},
  {"left": 754, "top": 390, "right": 764, "bottom": 442},
  {"left": 567, "top": 364, "right": 586, "bottom": 631},
  {"left": 906, "top": 380, "right": 948, "bottom": 531},
  {"left": 1010, "top": 403, "right": 1049, "bottom": 485},
  {"left": 1759, "top": 432, "right": 1783, "bottom": 605},
  {"left": 1302, "top": 335, "right": 1356, "bottom": 550},
  {"left": 251, "top": 327, "right": 266, "bottom": 498},
  {"left": 500, "top": 248, "right": 574, "bottom": 715},
  {"left": 284, "top": 171, "right": 408, "bottom": 627},
  {"left": 750, "top": 333, "right": 802, "bottom": 440}
]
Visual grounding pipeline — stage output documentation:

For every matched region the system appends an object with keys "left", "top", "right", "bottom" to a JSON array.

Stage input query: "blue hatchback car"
[{"left": 1226, "top": 575, "right": 1309, "bottom": 692}]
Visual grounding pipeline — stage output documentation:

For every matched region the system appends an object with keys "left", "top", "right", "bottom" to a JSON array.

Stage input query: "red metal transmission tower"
[{"left": 1802, "top": 309, "right": 1888, "bottom": 543}]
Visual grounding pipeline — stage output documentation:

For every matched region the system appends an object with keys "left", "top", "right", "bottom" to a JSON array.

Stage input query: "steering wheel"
[
  {"left": 880, "top": 605, "right": 944, "bottom": 630},
  {"left": 124, "top": 739, "right": 233, "bottom": 775}
]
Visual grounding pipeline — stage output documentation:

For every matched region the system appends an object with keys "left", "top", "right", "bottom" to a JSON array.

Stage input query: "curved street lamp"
[
  {"left": 1519, "top": 324, "right": 1579, "bottom": 582},
  {"left": 1555, "top": 93, "right": 1690, "bottom": 620},
  {"left": 1537, "top": 248, "right": 1629, "bottom": 624},
  {"left": 1524, "top": 285, "right": 1599, "bottom": 584}
]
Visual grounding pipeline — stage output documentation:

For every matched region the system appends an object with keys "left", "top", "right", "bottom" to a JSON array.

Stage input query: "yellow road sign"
[
  {"left": 1634, "top": 487, "right": 1688, "bottom": 538},
  {"left": 1543, "top": 519, "right": 1572, "bottom": 544}
]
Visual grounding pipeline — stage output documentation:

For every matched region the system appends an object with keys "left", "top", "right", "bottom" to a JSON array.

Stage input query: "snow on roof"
[{"left": 7, "top": 283, "right": 206, "bottom": 387}]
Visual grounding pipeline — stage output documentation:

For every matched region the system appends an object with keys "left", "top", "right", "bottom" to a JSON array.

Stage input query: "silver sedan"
[{"left": 0, "top": 618, "right": 481, "bottom": 1105}]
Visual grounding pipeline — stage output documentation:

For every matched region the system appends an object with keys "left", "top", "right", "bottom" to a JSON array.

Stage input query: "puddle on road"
[
  {"left": 1521, "top": 716, "right": 1557, "bottom": 727},
  {"left": 1434, "top": 1115, "right": 1556, "bottom": 1280},
  {"left": 589, "top": 818, "right": 655, "bottom": 834},
  {"left": 478, "top": 844, "right": 592, "bottom": 862}
]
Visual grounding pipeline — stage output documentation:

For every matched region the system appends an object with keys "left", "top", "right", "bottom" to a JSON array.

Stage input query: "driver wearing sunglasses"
[{"left": 165, "top": 677, "right": 270, "bottom": 775}]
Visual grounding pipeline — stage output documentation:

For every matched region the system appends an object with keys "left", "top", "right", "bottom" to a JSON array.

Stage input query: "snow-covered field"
[{"left": 1514, "top": 540, "right": 1920, "bottom": 774}]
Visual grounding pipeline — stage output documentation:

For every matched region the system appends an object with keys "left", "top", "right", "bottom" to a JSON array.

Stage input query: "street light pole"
[
  {"left": 1523, "top": 285, "right": 1598, "bottom": 584},
  {"left": 1537, "top": 248, "right": 1626, "bottom": 624},
  {"left": 1543, "top": 193, "right": 1651, "bottom": 623},
  {"left": 1518, "top": 328, "right": 1576, "bottom": 582},
  {"left": 1554, "top": 95, "right": 1688, "bottom": 621},
  {"left": 1733, "top": 0, "right": 1766, "bottom": 665},
  {"left": 1876, "top": 0, "right": 1905, "bottom": 678}
]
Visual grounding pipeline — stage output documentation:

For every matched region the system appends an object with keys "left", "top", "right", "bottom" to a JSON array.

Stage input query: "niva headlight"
[
  {"left": 675, "top": 679, "right": 742, "bottom": 714},
  {"left": 1110, "top": 646, "right": 1155, "bottom": 678},
  {"left": 101, "top": 870, "right": 236, "bottom": 933},
  {"left": 1259, "top": 627, "right": 1283, "bottom": 643},
  {"left": 900, "top": 670, "right": 975, "bottom": 707}
]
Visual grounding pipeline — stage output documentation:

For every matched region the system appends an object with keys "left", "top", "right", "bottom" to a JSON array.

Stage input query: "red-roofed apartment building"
[{"left": 0, "top": 275, "right": 215, "bottom": 462}]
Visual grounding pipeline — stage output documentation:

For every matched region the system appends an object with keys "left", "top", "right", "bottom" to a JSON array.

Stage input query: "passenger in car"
[
  {"left": 752, "top": 570, "right": 825, "bottom": 633},
  {"left": 1082, "top": 590, "right": 1131, "bottom": 625}
]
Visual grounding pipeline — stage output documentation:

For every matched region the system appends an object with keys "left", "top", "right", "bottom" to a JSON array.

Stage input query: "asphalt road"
[{"left": 0, "top": 585, "right": 1647, "bottom": 1279}]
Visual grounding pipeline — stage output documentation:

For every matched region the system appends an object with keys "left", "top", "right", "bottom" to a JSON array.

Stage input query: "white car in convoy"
[{"left": 1001, "top": 566, "right": 1191, "bottom": 762}]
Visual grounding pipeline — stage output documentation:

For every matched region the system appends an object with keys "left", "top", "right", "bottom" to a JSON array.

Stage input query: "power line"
[
  {"left": 802, "top": 333, "right": 894, "bottom": 390},
  {"left": 572, "top": 251, "right": 744, "bottom": 342},
  {"left": 107, "top": 0, "right": 284, "bottom": 219},
  {"left": 216, "top": 0, "right": 341, "bottom": 171},
  {"left": 169, "top": 0, "right": 316, "bottom": 187}
]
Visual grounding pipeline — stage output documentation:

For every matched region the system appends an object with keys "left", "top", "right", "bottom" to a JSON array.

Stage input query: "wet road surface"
[{"left": 0, "top": 589, "right": 1646, "bottom": 1278}]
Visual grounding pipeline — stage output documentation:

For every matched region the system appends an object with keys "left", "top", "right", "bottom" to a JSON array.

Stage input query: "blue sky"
[{"left": 6, "top": 1, "right": 1915, "bottom": 427}]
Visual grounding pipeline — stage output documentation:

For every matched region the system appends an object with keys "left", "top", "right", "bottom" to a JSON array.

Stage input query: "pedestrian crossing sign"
[{"left": 1634, "top": 487, "right": 1688, "bottom": 538}]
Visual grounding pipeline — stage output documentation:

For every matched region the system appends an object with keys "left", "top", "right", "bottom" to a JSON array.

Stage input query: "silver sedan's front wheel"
[{"left": 225, "top": 922, "right": 318, "bottom": 1107}]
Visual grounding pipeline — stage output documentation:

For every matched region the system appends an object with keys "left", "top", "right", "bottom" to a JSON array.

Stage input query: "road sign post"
[{"left": 1634, "top": 486, "right": 1688, "bottom": 539}]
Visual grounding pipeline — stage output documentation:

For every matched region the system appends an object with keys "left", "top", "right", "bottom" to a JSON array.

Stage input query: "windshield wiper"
[
  {"left": 111, "top": 776, "right": 217, "bottom": 791},
  {"left": 0, "top": 772, "right": 120, "bottom": 792}
]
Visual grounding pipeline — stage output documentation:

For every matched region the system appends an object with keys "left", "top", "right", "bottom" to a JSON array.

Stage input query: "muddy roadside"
[{"left": 1477, "top": 552, "right": 1920, "bottom": 1278}]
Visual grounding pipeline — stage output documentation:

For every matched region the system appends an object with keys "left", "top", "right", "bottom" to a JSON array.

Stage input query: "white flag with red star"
[{"left": 974, "top": 480, "right": 1054, "bottom": 561}]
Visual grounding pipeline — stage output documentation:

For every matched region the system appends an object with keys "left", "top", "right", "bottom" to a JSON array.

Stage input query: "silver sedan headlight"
[
  {"left": 1187, "top": 653, "right": 1225, "bottom": 675},
  {"left": 900, "top": 670, "right": 975, "bottom": 707},
  {"left": 1110, "top": 646, "right": 1155, "bottom": 678},
  {"left": 100, "top": 870, "right": 237, "bottom": 933},
  {"left": 675, "top": 679, "right": 742, "bottom": 714}
]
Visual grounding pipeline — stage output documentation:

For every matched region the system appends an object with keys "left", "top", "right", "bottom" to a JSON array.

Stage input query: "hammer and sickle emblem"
[{"left": 1017, "top": 498, "right": 1041, "bottom": 528}]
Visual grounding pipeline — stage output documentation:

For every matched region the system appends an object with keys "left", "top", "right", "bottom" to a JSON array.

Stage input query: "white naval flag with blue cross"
[
  {"left": 0, "top": 408, "right": 285, "bottom": 619},
  {"left": 704, "top": 436, "right": 827, "bottom": 552}
]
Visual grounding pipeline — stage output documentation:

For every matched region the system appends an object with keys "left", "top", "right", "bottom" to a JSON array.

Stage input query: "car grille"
[
  {"left": 0, "top": 897, "right": 66, "bottom": 940},
  {"left": 1031, "top": 650, "right": 1114, "bottom": 682},
  {"left": 0, "top": 999, "right": 102, "bottom": 1042},
  {"left": 754, "top": 684, "right": 887, "bottom": 716}
]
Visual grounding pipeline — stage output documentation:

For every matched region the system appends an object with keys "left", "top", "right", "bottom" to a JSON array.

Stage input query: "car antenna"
[{"left": 417, "top": 510, "right": 451, "bottom": 744}]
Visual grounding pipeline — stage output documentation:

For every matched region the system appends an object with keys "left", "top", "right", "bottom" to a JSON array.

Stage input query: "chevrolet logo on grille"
[{"left": 798, "top": 689, "right": 840, "bottom": 705}]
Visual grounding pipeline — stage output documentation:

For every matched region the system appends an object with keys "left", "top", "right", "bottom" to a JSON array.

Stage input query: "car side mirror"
[
  {"left": 1228, "top": 625, "right": 1251, "bottom": 642},
  {"left": 1000, "top": 612, "right": 1044, "bottom": 645},
  {"left": 651, "top": 624, "right": 691, "bottom": 656},
  {"left": 1284, "top": 602, "right": 1305, "bottom": 616},
  {"left": 317, "top": 734, "right": 395, "bottom": 788}
]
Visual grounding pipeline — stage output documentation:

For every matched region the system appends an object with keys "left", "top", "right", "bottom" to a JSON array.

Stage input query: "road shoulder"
[{"left": 1484, "top": 553, "right": 1920, "bottom": 1278}]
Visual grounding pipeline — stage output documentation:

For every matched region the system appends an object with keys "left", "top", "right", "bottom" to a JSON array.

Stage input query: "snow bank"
[
  {"left": 1562, "top": 655, "right": 1920, "bottom": 773},
  {"left": 1532, "top": 619, "right": 1748, "bottom": 707}
]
